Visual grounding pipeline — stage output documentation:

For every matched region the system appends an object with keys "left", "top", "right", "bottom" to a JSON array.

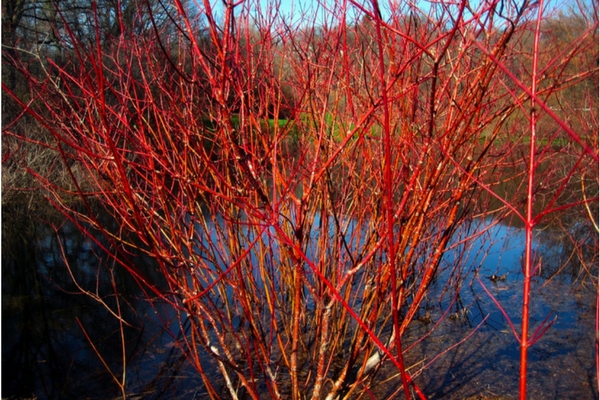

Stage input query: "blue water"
[{"left": 2, "top": 214, "right": 597, "bottom": 399}]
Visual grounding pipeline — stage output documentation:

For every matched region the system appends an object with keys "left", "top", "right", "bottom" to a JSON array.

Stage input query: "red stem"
[
  {"left": 371, "top": 1, "right": 412, "bottom": 398},
  {"left": 520, "top": 2, "right": 545, "bottom": 397}
]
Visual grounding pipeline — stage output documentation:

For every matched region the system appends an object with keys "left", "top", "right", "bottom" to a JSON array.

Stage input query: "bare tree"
[{"left": 3, "top": 0, "right": 598, "bottom": 398}]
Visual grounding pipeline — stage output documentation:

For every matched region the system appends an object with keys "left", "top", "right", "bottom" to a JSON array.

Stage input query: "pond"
[
  {"left": 2, "top": 211, "right": 597, "bottom": 399},
  {"left": 375, "top": 219, "right": 598, "bottom": 399}
]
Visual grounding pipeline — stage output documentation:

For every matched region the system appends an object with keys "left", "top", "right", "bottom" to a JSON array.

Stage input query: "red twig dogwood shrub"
[{"left": 3, "top": 0, "right": 597, "bottom": 398}]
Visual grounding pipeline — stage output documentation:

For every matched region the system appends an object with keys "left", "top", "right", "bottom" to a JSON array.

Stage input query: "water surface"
[{"left": 2, "top": 212, "right": 597, "bottom": 399}]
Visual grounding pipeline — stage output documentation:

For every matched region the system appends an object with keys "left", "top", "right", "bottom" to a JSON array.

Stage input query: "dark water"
[
  {"left": 2, "top": 213, "right": 204, "bottom": 400},
  {"left": 2, "top": 212, "right": 597, "bottom": 399}
]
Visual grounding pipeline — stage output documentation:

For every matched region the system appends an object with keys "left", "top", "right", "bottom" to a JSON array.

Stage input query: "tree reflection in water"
[
  {"left": 2, "top": 210, "right": 206, "bottom": 399},
  {"left": 2, "top": 210, "right": 597, "bottom": 399}
]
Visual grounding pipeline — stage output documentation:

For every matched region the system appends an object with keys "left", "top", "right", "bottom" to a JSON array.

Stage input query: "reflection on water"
[
  {"left": 2, "top": 211, "right": 597, "bottom": 399},
  {"left": 398, "top": 220, "right": 598, "bottom": 399},
  {"left": 2, "top": 212, "right": 204, "bottom": 400}
]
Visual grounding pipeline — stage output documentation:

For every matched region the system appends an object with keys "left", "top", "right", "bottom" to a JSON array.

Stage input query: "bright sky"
[{"left": 208, "top": 0, "right": 585, "bottom": 26}]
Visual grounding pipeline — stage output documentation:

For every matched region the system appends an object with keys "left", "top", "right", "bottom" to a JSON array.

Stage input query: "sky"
[{"left": 206, "top": 0, "right": 586, "bottom": 28}]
